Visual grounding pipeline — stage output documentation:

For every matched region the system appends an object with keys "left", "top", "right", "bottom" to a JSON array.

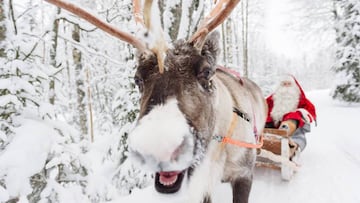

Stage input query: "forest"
[{"left": 0, "top": 0, "right": 359, "bottom": 202}]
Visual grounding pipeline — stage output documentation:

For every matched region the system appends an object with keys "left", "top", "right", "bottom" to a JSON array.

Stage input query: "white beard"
[{"left": 271, "top": 85, "right": 300, "bottom": 126}]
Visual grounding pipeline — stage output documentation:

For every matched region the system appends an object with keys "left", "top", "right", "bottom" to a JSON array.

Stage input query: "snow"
[
  {"left": 250, "top": 89, "right": 360, "bottom": 203},
  {"left": 2, "top": 87, "right": 358, "bottom": 203},
  {"left": 1, "top": 0, "right": 358, "bottom": 201},
  {"left": 0, "top": 94, "right": 22, "bottom": 107},
  {"left": 0, "top": 118, "right": 54, "bottom": 198},
  {"left": 114, "top": 89, "right": 360, "bottom": 203}
]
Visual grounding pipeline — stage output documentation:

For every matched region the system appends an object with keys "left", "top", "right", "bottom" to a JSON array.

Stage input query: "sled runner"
[{"left": 256, "top": 128, "right": 300, "bottom": 180}]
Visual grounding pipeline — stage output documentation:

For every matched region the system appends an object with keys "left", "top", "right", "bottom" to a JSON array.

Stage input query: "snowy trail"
[
  {"left": 249, "top": 90, "right": 360, "bottom": 203},
  {"left": 118, "top": 90, "right": 360, "bottom": 203}
]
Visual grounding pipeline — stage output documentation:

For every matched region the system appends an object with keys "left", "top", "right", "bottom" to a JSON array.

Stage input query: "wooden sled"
[{"left": 256, "top": 128, "right": 300, "bottom": 181}]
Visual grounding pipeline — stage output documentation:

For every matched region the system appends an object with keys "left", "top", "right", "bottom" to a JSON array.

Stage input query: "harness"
[
  {"left": 213, "top": 66, "right": 263, "bottom": 160},
  {"left": 213, "top": 108, "right": 263, "bottom": 149}
]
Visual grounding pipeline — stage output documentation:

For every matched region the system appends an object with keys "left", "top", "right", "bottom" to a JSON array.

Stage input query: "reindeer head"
[
  {"left": 129, "top": 31, "right": 222, "bottom": 193},
  {"left": 129, "top": 1, "right": 239, "bottom": 194},
  {"left": 45, "top": 0, "right": 240, "bottom": 194}
]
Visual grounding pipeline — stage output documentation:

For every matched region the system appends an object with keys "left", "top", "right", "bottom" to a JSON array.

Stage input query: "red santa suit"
[{"left": 266, "top": 75, "right": 317, "bottom": 129}]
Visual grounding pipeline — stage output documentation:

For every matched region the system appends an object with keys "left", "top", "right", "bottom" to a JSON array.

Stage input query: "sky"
[
  {"left": 264, "top": 0, "right": 301, "bottom": 58},
  {"left": 265, "top": 1, "right": 290, "bottom": 55},
  {"left": 263, "top": 0, "right": 334, "bottom": 59},
  {"left": 114, "top": 89, "right": 360, "bottom": 203}
]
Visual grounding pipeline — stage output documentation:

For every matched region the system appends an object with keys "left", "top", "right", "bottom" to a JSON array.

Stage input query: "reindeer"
[{"left": 45, "top": 0, "right": 267, "bottom": 202}]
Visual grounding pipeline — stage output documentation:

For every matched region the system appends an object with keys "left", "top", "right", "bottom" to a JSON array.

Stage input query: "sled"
[{"left": 256, "top": 128, "right": 300, "bottom": 181}]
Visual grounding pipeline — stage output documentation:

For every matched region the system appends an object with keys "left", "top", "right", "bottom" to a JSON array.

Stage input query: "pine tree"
[{"left": 332, "top": 0, "right": 360, "bottom": 103}]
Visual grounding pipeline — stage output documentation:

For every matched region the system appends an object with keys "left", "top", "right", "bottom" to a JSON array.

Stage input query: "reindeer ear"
[{"left": 201, "top": 31, "right": 220, "bottom": 66}]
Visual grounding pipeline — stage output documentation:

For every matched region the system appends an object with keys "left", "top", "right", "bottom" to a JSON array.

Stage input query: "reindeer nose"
[
  {"left": 129, "top": 144, "right": 179, "bottom": 167},
  {"left": 128, "top": 138, "right": 192, "bottom": 172},
  {"left": 129, "top": 149, "right": 179, "bottom": 172},
  {"left": 129, "top": 150, "right": 161, "bottom": 171}
]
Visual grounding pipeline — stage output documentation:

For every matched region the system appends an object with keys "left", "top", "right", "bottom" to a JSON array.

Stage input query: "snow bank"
[{"left": 0, "top": 118, "right": 54, "bottom": 199}]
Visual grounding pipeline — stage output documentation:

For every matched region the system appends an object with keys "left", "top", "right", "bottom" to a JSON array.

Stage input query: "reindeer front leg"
[
  {"left": 227, "top": 149, "right": 256, "bottom": 203},
  {"left": 231, "top": 176, "right": 253, "bottom": 203},
  {"left": 202, "top": 194, "right": 212, "bottom": 203}
]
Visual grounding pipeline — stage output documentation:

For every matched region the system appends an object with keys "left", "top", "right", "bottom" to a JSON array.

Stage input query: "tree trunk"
[
  {"left": 86, "top": 68, "right": 94, "bottom": 142},
  {"left": 0, "top": 1, "right": 6, "bottom": 57},
  {"left": 221, "top": 23, "right": 227, "bottom": 66},
  {"left": 72, "top": 24, "right": 88, "bottom": 137},
  {"left": 49, "top": 8, "right": 60, "bottom": 105},
  {"left": 159, "top": 0, "right": 203, "bottom": 41},
  {"left": 159, "top": 0, "right": 181, "bottom": 41},
  {"left": 241, "top": 0, "right": 249, "bottom": 77},
  {"left": 225, "top": 19, "right": 233, "bottom": 66}
]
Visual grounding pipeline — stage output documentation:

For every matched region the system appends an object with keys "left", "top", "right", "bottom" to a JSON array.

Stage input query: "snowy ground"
[{"left": 117, "top": 89, "right": 360, "bottom": 203}]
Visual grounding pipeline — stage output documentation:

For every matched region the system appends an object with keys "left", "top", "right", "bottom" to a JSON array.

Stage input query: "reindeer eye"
[
  {"left": 134, "top": 76, "right": 144, "bottom": 92},
  {"left": 203, "top": 68, "right": 211, "bottom": 79},
  {"left": 197, "top": 67, "right": 213, "bottom": 80}
]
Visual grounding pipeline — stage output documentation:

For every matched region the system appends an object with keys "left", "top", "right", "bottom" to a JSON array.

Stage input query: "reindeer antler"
[
  {"left": 133, "top": 0, "right": 168, "bottom": 73},
  {"left": 133, "top": 0, "right": 157, "bottom": 32},
  {"left": 45, "top": 0, "right": 238, "bottom": 73},
  {"left": 45, "top": 0, "right": 147, "bottom": 52},
  {"left": 189, "top": 0, "right": 240, "bottom": 50},
  {"left": 133, "top": 0, "right": 144, "bottom": 26}
]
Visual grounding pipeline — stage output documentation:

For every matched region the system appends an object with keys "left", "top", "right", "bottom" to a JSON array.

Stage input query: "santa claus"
[{"left": 265, "top": 75, "right": 317, "bottom": 151}]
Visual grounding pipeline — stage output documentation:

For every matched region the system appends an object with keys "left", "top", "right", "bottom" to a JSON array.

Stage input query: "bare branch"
[{"left": 44, "top": 0, "right": 147, "bottom": 51}]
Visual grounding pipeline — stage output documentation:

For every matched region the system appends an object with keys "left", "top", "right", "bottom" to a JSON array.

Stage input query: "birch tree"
[
  {"left": 49, "top": 8, "right": 60, "bottom": 105},
  {"left": 241, "top": 0, "right": 249, "bottom": 77},
  {"left": 72, "top": 24, "right": 88, "bottom": 137},
  {"left": 160, "top": 0, "right": 204, "bottom": 41}
]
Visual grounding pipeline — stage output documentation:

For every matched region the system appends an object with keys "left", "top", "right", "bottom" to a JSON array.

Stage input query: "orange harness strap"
[
  {"left": 219, "top": 112, "right": 264, "bottom": 149},
  {"left": 222, "top": 134, "right": 263, "bottom": 149},
  {"left": 218, "top": 112, "right": 239, "bottom": 151}
]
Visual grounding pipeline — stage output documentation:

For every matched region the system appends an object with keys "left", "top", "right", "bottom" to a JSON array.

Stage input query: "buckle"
[{"left": 213, "top": 135, "right": 224, "bottom": 142}]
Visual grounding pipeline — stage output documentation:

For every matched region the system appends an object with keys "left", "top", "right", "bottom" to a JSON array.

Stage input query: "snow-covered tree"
[
  {"left": 0, "top": 0, "right": 49, "bottom": 141},
  {"left": 332, "top": 0, "right": 360, "bottom": 103}
]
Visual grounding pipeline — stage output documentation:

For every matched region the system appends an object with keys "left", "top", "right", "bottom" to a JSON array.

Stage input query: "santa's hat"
[
  {"left": 280, "top": 74, "right": 295, "bottom": 83},
  {"left": 278, "top": 74, "right": 306, "bottom": 97}
]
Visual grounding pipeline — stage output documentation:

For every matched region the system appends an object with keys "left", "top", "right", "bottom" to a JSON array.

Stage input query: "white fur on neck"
[{"left": 186, "top": 142, "right": 224, "bottom": 203}]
